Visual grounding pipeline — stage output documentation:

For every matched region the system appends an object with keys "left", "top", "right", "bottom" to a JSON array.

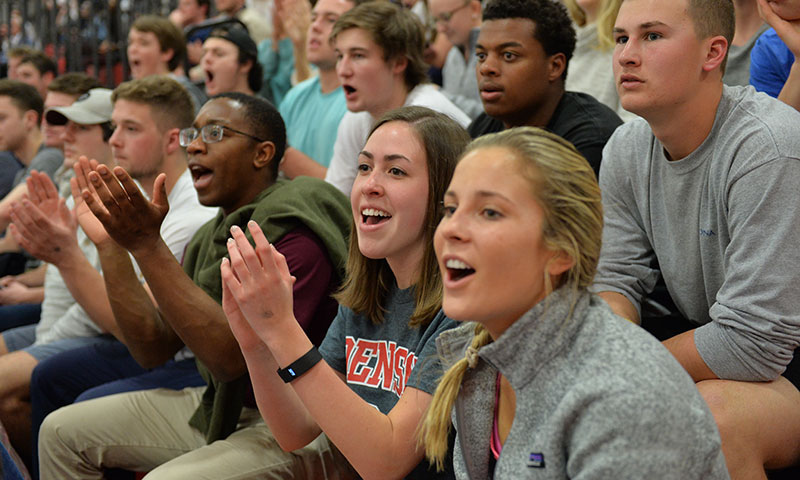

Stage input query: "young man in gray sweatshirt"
[{"left": 594, "top": 0, "right": 800, "bottom": 478}]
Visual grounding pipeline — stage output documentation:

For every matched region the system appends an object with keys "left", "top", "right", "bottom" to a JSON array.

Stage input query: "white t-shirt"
[
  {"left": 160, "top": 168, "right": 218, "bottom": 263},
  {"left": 324, "top": 84, "right": 471, "bottom": 196},
  {"left": 35, "top": 168, "right": 216, "bottom": 346}
]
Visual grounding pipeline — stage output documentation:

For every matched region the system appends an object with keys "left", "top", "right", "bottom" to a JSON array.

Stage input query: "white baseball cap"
[{"left": 45, "top": 88, "right": 113, "bottom": 125}]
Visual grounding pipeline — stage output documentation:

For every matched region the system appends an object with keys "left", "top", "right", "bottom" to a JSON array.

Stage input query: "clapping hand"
[
  {"left": 8, "top": 171, "right": 80, "bottom": 265},
  {"left": 79, "top": 162, "right": 170, "bottom": 256},
  {"left": 220, "top": 221, "right": 297, "bottom": 349},
  {"left": 71, "top": 156, "right": 112, "bottom": 246}
]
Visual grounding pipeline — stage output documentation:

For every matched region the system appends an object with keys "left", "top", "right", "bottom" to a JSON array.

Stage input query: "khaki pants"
[{"left": 39, "top": 386, "right": 356, "bottom": 479}]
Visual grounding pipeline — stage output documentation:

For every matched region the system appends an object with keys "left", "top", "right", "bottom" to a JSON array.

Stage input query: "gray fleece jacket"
[{"left": 437, "top": 288, "right": 729, "bottom": 480}]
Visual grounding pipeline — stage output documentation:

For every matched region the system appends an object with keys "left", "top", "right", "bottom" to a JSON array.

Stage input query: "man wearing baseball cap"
[
  {"left": 0, "top": 80, "right": 106, "bottom": 342},
  {"left": 45, "top": 88, "right": 115, "bottom": 182},
  {"left": 0, "top": 87, "right": 115, "bottom": 463},
  {"left": 4, "top": 76, "right": 215, "bottom": 467}
]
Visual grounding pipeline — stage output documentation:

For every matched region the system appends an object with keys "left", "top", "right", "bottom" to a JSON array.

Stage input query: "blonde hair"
[
  {"left": 564, "top": 0, "right": 622, "bottom": 50},
  {"left": 686, "top": 0, "right": 734, "bottom": 73},
  {"left": 563, "top": 0, "right": 587, "bottom": 27},
  {"left": 335, "top": 106, "right": 471, "bottom": 327},
  {"left": 596, "top": 0, "right": 623, "bottom": 50},
  {"left": 418, "top": 127, "right": 604, "bottom": 470}
]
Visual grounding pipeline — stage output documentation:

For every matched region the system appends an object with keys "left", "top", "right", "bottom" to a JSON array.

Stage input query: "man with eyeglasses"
[
  {"left": 39, "top": 92, "right": 354, "bottom": 479},
  {"left": 181, "top": 122, "right": 264, "bottom": 145},
  {"left": 429, "top": 0, "right": 484, "bottom": 119}
]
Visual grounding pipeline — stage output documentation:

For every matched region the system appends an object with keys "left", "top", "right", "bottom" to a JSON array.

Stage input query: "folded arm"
[{"left": 692, "top": 158, "right": 800, "bottom": 382}]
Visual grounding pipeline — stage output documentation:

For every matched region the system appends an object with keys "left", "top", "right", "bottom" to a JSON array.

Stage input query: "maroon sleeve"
[
  {"left": 243, "top": 226, "right": 340, "bottom": 408},
  {"left": 272, "top": 226, "right": 340, "bottom": 346}
]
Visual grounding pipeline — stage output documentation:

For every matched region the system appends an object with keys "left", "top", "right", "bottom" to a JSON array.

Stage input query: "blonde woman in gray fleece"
[{"left": 418, "top": 127, "right": 729, "bottom": 480}]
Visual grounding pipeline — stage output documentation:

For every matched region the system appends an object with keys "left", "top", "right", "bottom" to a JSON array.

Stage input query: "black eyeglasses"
[
  {"left": 433, "top": 1, "right": 471, "bottom": 23},
  {"left": 179, "top": 124, "right": 264, "bottom": 147}
]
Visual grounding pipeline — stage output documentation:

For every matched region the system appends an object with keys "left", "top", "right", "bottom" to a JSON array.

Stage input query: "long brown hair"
[{"left": 335, "top": 106, "right": 470, "bottom": 327}]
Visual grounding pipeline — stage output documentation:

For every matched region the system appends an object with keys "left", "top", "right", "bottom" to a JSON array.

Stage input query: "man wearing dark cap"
[{"left": 201, "top": 23, "right": 263, "bottom": 96}]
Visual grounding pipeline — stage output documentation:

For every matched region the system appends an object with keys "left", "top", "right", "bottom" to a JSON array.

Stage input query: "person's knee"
[
  {"left": 39, "top": 408, "right": 63, "bottom": 448},
  {"left": 697, "top": 379, "right": 745, "bottom": 440},
  {"left": 696, "top": 377, "right": 800, "bottom": 473},
  {"left": 0, "top": 368, "right": 32, "bottom": 417},
  {"left": 697, "top": 379, "right": 764, "bottom": 478},
  {"left": 0, "top": 392, "right": 27, "bottom": 418},
  {"left": 30, "top": 358, "right": 57, "bottom": 394},
  {"left": 39, "top": 406, "right": 81, "bottom": 454},
  {"left": 38, "top": 405, "right": 106, "bottom": 477}
]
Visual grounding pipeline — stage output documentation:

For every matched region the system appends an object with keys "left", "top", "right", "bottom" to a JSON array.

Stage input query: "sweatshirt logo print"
[
  {"left": 345, "top": 337, "right": 417, "bottom": 397},
  {"left": 528, "top": 452, "right": 545, "bottom": 468}
]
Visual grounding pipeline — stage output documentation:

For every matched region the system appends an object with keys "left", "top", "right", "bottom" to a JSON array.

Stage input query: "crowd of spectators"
[{"left": 1, "top": 0, "right": 800, "bottom": 479}]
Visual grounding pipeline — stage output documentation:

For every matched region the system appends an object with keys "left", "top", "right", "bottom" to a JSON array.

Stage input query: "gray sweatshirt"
[
  {"left": 438, "top": 289, "right": 729, "bottom": 480},
  {"left": 595, "top": 85, "right": 800, "bottom": 381}
]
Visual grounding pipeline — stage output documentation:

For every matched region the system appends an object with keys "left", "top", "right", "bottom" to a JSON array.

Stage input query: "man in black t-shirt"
[{"left": 469, "top": 0, "right": 622, "bottom": 173}]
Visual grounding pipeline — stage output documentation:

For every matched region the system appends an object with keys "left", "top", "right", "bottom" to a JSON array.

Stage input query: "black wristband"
[{"left": 277, "top": 346, "right": 323, "bottom": 383}]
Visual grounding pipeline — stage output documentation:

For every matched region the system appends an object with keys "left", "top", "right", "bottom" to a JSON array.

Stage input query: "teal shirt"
[
  {"left": 280, "top": 76, "right": 347, "bottom": 167},
  {"left": 257, "top": 37, "right": 294, "bottom": 106}
]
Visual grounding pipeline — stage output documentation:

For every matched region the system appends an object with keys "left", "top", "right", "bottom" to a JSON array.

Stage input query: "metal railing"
[{"left": 2, "top": 0, "right": 181, "bottom": 86}]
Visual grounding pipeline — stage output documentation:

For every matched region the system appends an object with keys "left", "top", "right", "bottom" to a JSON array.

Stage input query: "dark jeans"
[
  {"left": 0, "top": 252, "right": 28, "bottom": 279},
  {"left": 0, "top": 303, "right": 41, "bottom": 333},
  {"left": 29, "top": 338, "right": 205, "bottom": 479}
]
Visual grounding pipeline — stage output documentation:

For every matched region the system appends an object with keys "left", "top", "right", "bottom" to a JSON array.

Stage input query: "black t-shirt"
[{"left": 467, "top": 91, "right": 623, "bottom": 175}]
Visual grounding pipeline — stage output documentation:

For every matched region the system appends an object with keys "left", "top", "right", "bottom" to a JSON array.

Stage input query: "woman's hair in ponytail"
[
  {"left": 418, "top": 126, "right": 603, "bottom": 471},
  {"left": 418, "top": 324, "right": 493, "bottom": 471}
]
